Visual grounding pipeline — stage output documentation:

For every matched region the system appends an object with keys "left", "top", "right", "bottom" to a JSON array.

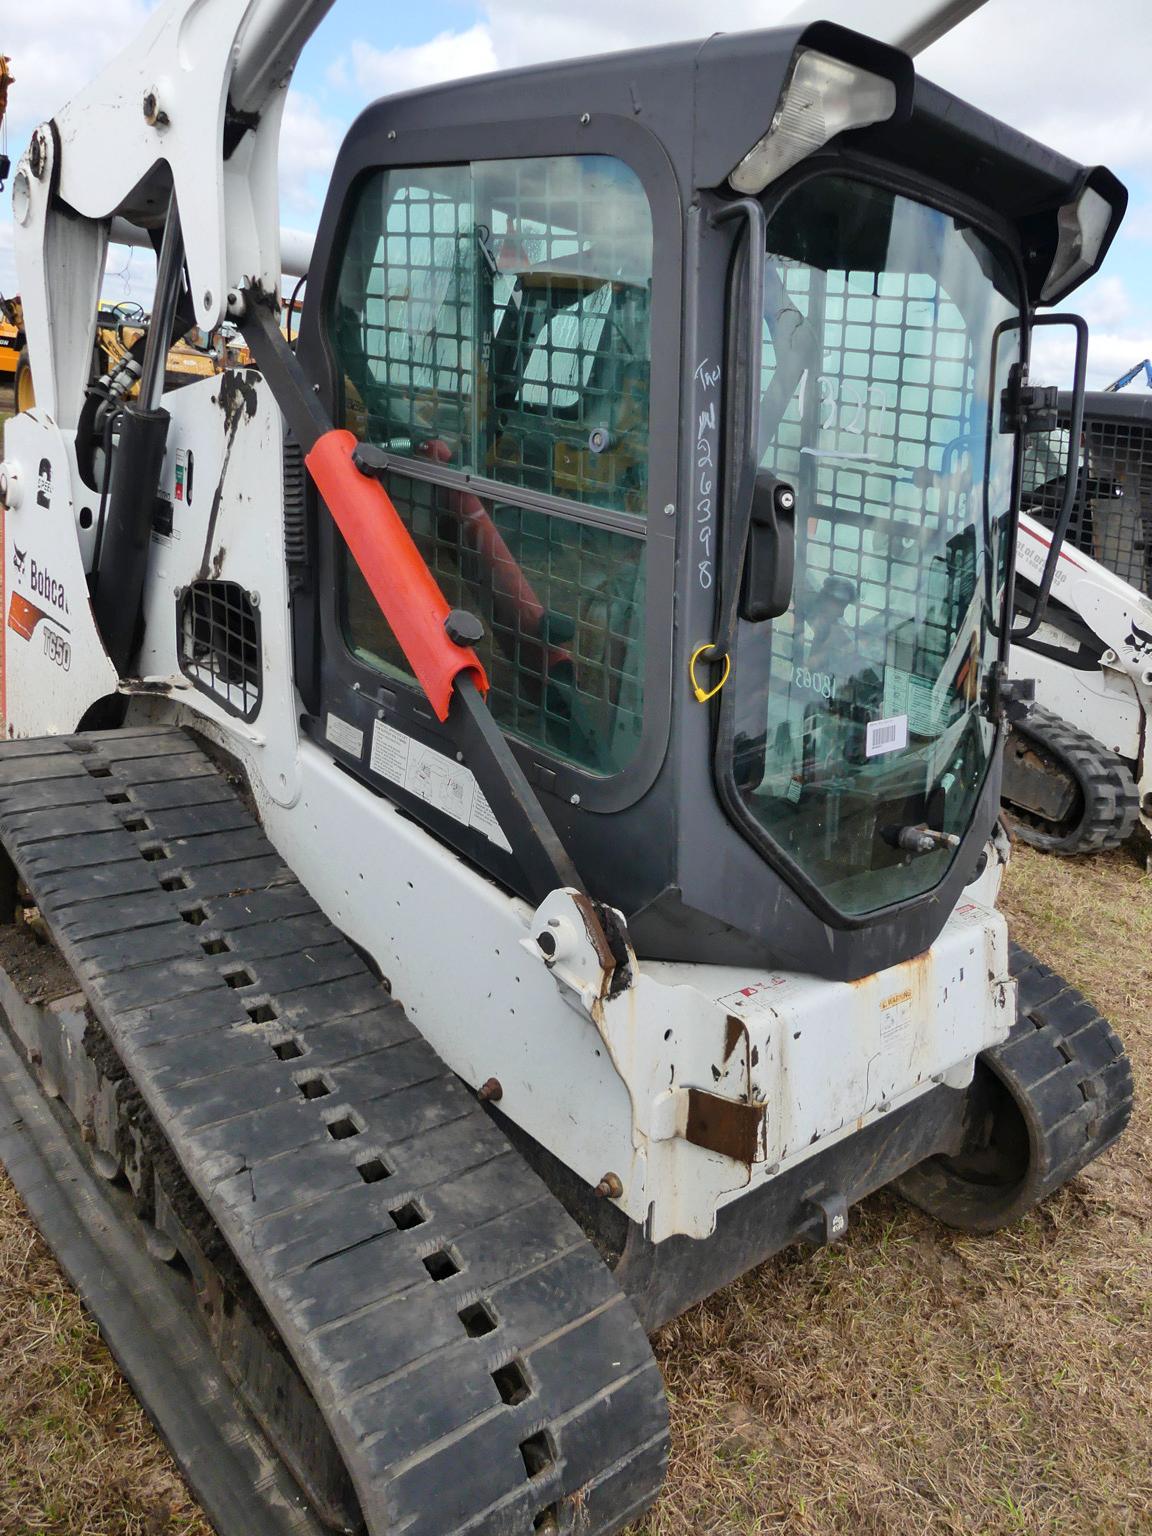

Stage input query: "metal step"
[{"left": 0, "top": 727, "right": 669, "bottom": 1536}]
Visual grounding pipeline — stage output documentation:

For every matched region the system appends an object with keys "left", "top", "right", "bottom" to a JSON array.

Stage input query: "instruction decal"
[{"left": 370, "top": 720, "right": 513, "bottom": 853}]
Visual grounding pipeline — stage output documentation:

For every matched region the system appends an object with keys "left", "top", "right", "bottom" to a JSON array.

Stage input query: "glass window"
[
  {"left": 332, "top": 156, "right": 653, "bottom": 516},
  {"left": 344, "top": 476, "right": 645, "bottom": 774},
  {"left": 330, "top": 155, "right": 653, "bottom": 775},
  {"left": 727, "top": 176, "right": 1021, "bottom": 916}
]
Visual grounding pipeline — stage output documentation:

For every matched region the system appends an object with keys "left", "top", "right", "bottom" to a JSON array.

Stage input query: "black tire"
[
  {"left": 1002, "top": 703, "right": 1139, "bottom": 855},
  {"left": 13, "top": 345, "right": 34, "bottom": 413},
  {"left": 896, "top": 944, "right": 1133, "bottom": 1233}
]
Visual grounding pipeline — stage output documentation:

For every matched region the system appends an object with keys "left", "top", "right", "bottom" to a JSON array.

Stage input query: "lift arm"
[
  {"left": 782, "top": 0, "right": 990, "bottom": 54},
  {"left": 11, "top": 0, "right": 338, "bottom": 426}
]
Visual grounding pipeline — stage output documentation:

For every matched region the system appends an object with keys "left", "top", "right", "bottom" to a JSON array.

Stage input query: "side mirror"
[
  {"left": 739, "top": 470, "right": 796, "bottom": 622},
  {"left": 1009, "top": 312, "right": 1088, "bottom": 641}
]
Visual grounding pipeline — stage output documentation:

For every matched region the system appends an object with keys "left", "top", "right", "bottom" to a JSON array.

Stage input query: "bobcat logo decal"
[
  {"left": 12, "top": 545, "right": 26, "bottom": 577},
  {"left": 1126, "top": 620, "right": 1152, "bottom": 660}
]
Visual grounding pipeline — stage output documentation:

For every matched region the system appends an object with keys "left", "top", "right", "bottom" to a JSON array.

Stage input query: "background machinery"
[
  {"left": 0, "top": 2, "right": 1135, "bottom": 1533},
  {"left": 1104, "top": 358, "right": 1152, "bottom": 392},
  {"left": 1006, "top": 390, "right": 1152, "bottom": 853}
]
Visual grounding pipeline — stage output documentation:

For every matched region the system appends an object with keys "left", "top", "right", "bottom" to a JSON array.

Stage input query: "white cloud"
[
  {"left": 1032, "top": 322, "right": 1152, "bottom": 393},
  {"left": 343, "top": 26, "right": 500, "bottom": 100},
  {"left": 1079, "top": 274, "right": 1133, "bottom": 334},
  {"left": 1029, "top": 275, "right": 1149, "bottom": 389},
  {"left": 919, "top": 0, "right": 1152, "bottom": 170},
  {"left": 479, "top": 0, "right": 762, "bottom": 68},
  {"left": 278, "top": 87, "right": 345, "bottom": 226},
  {"left": 280, "top": 89, "right": 344, "bottom": 178},
  {"left": 2, "top": 0, "right": 156, "bottom": 146}
]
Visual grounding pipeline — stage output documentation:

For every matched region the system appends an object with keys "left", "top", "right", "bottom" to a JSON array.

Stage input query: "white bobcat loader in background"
[{"left": 1006, "top": 391, "right": 1152, "bottom": 855}]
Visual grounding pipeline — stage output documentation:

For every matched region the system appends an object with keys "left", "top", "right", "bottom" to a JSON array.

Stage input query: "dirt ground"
[{"left": 1, "top": 383, "right": 1149, "bottom": 1533}]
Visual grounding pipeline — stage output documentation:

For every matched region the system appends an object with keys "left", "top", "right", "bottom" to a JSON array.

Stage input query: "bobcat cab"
[{"left": 0, "top": 2, "right": 1134, "bottom": 1533}]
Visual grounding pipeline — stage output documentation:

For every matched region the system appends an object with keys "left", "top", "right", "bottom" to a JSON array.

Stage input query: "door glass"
[
  {"left": 344, "top": 474, "right": 645, "bottom": 774},
  {"left": 728, "top": 176, "right": 1021, "bottom": 916},
  {"left": 332, "top": 156, "right": 652, "bottom": 516},
  {"left": 330, "top": 155, "right": 653, "bottom": 775}
]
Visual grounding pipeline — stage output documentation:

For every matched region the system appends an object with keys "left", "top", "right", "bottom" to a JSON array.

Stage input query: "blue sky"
[{"left": 2, "top": 0, "right": 1150, "bottom": 388}]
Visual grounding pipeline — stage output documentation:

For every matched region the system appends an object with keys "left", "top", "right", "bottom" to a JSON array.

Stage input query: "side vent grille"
[
  {"left": 177, "top": 580, "right": 263, "bottom": 721},
  {"left": 283, "top": 435, "right": 308, "bottom": 591}
]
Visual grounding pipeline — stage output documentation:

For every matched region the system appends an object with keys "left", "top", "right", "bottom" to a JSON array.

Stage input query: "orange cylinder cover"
[{"left": 305, "top": 430, "right": 488, "bottom": 721}]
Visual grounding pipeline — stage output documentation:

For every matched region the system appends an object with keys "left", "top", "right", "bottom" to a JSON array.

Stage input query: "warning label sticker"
[
  {"left": 370, "top": 720, "right": 512, "bottom": 853},
  {"left": 325, "top": 712, "right": 364, "bottom": 758},
  {"left": 879, "top": 987, "right": 914, "bottom": 1051},
  {"left": 715, "top": 974, "right": 800, "bottom": 1015}
]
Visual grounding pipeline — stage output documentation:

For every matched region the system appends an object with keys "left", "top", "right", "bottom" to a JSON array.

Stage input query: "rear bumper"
[
  {"left": 628, "top": 897, "right": 1014, "bottom": 1239},
  {"left": 616, "top": 1080, "right": 970, "bottom": 1329}
]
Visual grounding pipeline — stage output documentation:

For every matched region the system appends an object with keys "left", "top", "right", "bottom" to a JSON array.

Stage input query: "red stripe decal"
[
  {"left": 1019, "top": 521, "right": 1085, "bottom": 571},
  {"left": 305, "top": 430, "right": 488, "bottom": 722}
]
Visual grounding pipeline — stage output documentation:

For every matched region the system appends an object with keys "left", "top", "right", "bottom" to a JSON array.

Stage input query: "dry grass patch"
[
  {"left": 0, "top": 1176, "right": 212, "bottom": 1535},
  {"left": 0, "top": 841, "right": 1148, "bottom": 1535}
]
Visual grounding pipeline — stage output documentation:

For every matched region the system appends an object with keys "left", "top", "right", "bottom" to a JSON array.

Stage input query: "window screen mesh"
[
  {"left": 1022, "top": 406, "right": 1152, "bottom": 597},
  {"left": 344, "top": 475, "right": 645, "bottom": 774},
  {"left": 759, "top": 263, "right": 988, "bottom": 730},
  {"left": 728, "top": 175, "right": 1018, "bottom": 917},
  {"left": 331, "top": 157, "right": 652, "bottom": 516}
]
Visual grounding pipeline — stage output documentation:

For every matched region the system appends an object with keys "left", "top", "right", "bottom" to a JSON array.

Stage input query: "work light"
[{"left": 729, "top": 48, "right": 898, "bottom": 194}]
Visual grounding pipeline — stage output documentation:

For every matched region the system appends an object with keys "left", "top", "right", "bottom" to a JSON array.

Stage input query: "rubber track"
[
  {"left": 1004, "top": 704, "right": 1139, "bottom": 855},
  {"left": 996, "top": 942, "right": 1135, "bottom": 1200},
  {"left": 0, "top": 728, "right": 668, "bottom": 1536},
  {"left": 897, "top": 943, "right": 1133, "bottom": 1232}
]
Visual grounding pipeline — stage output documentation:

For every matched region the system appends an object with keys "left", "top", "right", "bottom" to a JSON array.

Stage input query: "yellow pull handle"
[{"left": 689, "top": 643, "right": 731, "bottom": 703}]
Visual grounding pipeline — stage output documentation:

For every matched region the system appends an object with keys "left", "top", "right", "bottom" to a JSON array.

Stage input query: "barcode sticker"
[{"left": 865, "top": 714, "right": 908, "bottom": 757}]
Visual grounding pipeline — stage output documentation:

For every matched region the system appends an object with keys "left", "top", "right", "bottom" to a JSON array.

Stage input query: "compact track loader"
[
  {"left": 1006, "top": 390, "right": 1152, "bottom": 853},
  {"left": 0, "top": 2, "right": 1135, "bottom": 1532}
]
